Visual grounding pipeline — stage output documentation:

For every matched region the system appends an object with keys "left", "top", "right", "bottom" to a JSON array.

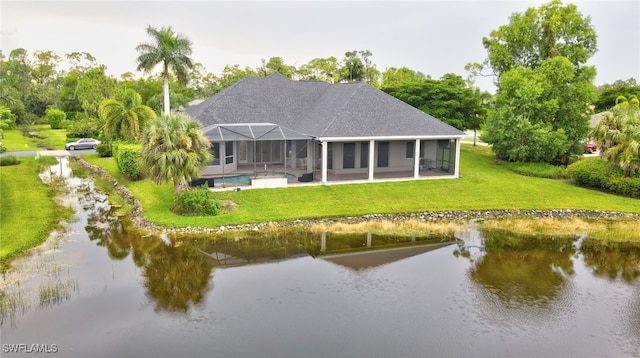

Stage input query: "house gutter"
[{"left": 316, "top": 135, "right": 465, "bottom": 142}]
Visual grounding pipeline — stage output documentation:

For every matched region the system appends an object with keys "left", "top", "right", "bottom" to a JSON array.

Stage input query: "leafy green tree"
[
  {"left": 298, "top": 57, "right": 339, "bottom": 83},
  {"left": 339, "top": 50, "right": 380, "bottom": 84},
  {"left": 138, "top": 113, "right": 212, "bottom": 194},
  {"left": 340, "top": 50, "right": 365, "bottom": 82},
  {"left": 75, "top": 65, "right": 117, "bottom": 117},
  {"left": 589, "top": 97, "right": 640, "bottom": 176},
  {"left": 481, "top": 0, "right": 598, "bottom": 162},
  {"left": 381, "top": 73, "right": 486, "bottom": 131},
  {"left": 32, "top": 50, "right": 62, "bottom": 106},
  {"left": 380, "top": 67, "right": 425, "bottom": 88},
  {"left": 259, "top": 57, "right": 295, "bottom": 78},
  {"left": 99, "top": 89, "right": 157, "bottom": 143},
  {"left": 482, "top": 0, "right": 596, "bottom": 76},
  {"left": 214, "top": 64, "right": 258, "bottom": 91},
  {"left": 6, "top": 49, "right": 32, "bottom": 105},
  {"left": 594, "top": 79, "right": 640, "bottom": 112},
  {"left": 59, "top": 53, "right": 116, "bottom": 119},
  {"left": 136, "top": 25, "right": 194, "bottom": 115},
  {"left": 483, "top": 106, "right": 571, "bottom": 162}
]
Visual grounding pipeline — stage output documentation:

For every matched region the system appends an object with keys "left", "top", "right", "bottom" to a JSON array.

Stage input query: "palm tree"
[
  {"left": 138, "top": 113, "right": 213, "bottom": 194},
  {"left": 590, "top": 96, "right": 640, "bottom": 176},
  {"left": 135, "top": 25, "right": 194, "bottom": 115},
  {"left": 99, "top": 89, "right": 157, "bottom": 143}
]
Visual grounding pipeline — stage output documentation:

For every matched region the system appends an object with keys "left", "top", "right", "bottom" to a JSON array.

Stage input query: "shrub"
[
  {"left": 0, "top": 142, "right": 6, "bottom": 153},
  {"left": 95, "top": 143, "right": 112, "bottom": 157},
  {"left": 172, "top": 186, "right": 221, "bottom": 216},
  {"left": 46, "top": 108, "right": 67, "bottom": 129},
  {"left": 112, "top": 142, "right": 142, "bottom": 180},
  {"left": 566, "top": 157, "right": 640, "bottom": 198},
  {"left": 65, "top": 117, "right": 101, "bottom": 139},
  {"left": 505, "top": 161, "right": 568, "bottom": 179},
  {"left": 566, "top": 157, "right": 618, "bottom": 188},
  {"left": 0, "top": 156, "right": 20, "bottom": 166}
]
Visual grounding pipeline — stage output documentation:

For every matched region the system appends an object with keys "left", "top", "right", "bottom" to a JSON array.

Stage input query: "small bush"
[
  {"left": 112, "top": 142, "right": 142, "bottom": 180},
  {"left": 46, "top": 108, "right": 67, "bottom": 129},
  {"left": 95, "top": 143, "right": 112, "bottom": 157},
  {"left": 566, "top": 157, "right": 640, "bottom": 198},
  {"left": 0, "top": 156, "right": 21, "bottom": 166},
  {"left": 0, "top": 142, "right": 6, "bottom": 153},
  {"left": 173, "top": 186, "right": 221, "bottom": 216}
]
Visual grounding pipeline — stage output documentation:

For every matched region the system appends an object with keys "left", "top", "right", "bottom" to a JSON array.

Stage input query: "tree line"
[{"left": 1, "top": 0, "right": 638, "bottom": 179}]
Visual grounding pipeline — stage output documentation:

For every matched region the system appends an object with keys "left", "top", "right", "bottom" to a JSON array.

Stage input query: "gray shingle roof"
[{"left": 186, "top": 73, "right": 464, "bottom": 139}]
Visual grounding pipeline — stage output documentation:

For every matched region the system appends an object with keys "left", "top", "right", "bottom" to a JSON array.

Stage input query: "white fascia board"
[{"left": 317, "top": 135, "right": 465, "bottom": 142}]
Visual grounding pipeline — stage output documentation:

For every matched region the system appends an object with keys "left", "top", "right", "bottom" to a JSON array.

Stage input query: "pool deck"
[{"left": 206, "top": 163, "right": 456, "bottom": 191}]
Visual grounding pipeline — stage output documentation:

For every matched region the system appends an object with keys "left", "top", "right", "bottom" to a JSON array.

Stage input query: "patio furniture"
[
  {"left": 420, "top": 158, "right": 435, "bottom": 171},
  {"left": 298, "top": 172, "right": 314, "bottom": 182},
  {"left": 189, "top": 178, "right": 215, "bottom": 188}
]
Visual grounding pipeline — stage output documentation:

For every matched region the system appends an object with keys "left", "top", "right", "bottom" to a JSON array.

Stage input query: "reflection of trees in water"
[
  {"left": 457, "top": 229, "right": 576, "bottom": 310},
  {"left": 85, "top": 202, "right": 135, "bottom": 261},
  {"left": 85, "top": 201, "right": 214, "bottom": 313},
  {"left": 142, "top": 237, "right": 213, "bottom": 313},
  {"left": 580, "top": 239, "right": 640, "bottom": 283}
]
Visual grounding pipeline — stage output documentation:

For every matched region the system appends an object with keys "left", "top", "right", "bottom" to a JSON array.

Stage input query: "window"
[
  {"left": 377, "top": 142, "right": 389, "bottom": 167},
  {"left": 225, "top": 142, "right": 234, "bottom": 164},
  {"left": 343, "top": 143, "right": 355, "bottom": 169},
  {"left": 406, "top": 141, "right": 414, "bottom": 158}
]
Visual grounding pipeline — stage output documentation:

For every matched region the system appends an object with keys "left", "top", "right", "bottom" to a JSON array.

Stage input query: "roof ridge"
[{"left": 318, "top": 82, "right": 364, "bottom": 137}]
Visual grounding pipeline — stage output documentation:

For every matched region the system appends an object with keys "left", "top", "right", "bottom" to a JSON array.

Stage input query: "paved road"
[{"left": 0, "top": 149, "right": 96, "bottom": 157}]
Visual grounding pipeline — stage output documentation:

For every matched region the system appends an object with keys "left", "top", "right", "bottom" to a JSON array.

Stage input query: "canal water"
[{"left": 1, "top": 159, "right": 639, "bottom": 357}]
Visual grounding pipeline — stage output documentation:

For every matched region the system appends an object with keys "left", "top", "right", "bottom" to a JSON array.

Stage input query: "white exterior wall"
[{"left": 329, "top": 140, "right": 441, "bottom": 173}]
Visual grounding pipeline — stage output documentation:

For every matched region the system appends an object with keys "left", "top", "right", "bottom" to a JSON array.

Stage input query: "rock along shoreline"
[{"left": 75, "top": 157, "right": 640, "bottom": 235}]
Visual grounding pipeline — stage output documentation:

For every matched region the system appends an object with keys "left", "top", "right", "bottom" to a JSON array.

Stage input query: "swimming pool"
[{"left": 213, "top": 173, "right": 296, "bottom": 185}]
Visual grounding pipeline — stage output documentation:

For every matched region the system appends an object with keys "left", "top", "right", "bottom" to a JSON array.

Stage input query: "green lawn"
[
  {"left": 1, "top": 126, "right": 68, "bottom": 151},
  {"left": 0, "top": 157, "right": 66, "bottom": 262},
  {"left": 83, "top": 144, "right": 640, "bottom": 228}
]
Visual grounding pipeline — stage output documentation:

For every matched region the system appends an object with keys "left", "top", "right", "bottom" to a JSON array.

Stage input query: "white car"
[{"left": 65, "top": 138, "right": 100, "bottom": 150}]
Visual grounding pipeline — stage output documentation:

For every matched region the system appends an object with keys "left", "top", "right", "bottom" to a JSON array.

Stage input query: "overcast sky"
[{"left": 2, "top": 0, "right": 639, "bottom": 93}]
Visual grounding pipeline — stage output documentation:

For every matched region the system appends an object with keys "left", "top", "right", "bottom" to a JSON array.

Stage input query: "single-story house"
[{"left": 185, "top": 73, "right": 465, "bottom": 187}]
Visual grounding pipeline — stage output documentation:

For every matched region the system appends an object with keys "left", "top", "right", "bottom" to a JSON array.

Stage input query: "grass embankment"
[
  {"left": 479, "top": 218, "right": 640, "bottom": 242},
  {"left": 0, "top": 157, "right": 69, "bottom": 262},
  {"left": 1, "top": 126, "right": 67, "bottom": 151},
  {"left": 82, "top": 144, "right": 640, "bottom": 229}
]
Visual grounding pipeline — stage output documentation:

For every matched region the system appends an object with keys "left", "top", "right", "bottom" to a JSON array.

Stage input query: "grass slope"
[
  {"left": 0, "top": 157, "right": 63, "bottom": 261},
  {"left": 83, "top": 144, "right": 640, "bottom": 228},
  {"left": 1, "top": 126, "right": 67, "bottom": 151}
]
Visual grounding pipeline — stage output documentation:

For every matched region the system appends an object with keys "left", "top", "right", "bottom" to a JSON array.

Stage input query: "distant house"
[{"left": 185, "top": 73, "right": 465, "bottom": 187}]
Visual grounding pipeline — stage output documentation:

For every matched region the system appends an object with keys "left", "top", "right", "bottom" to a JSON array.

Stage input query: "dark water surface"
[{"left": 1, "top": 159, "right": 639, "bottom": 357}]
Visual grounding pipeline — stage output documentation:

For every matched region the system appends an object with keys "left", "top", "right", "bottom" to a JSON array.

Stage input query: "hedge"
[
  {"left": 112, "top": 142, "right": 142, "bottom": 180},
  {"left": 566, "top": 157, "right": 640, "bottom": 198}
]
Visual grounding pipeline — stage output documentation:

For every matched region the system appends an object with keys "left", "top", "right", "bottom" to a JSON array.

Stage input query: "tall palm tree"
[
  {"left": 136, "top": 25, "right": 194, "bottom": 115},
  {"left": 99, "top": 89, "right": 157, "bottom": 143},
  {"left": 138, "top": 113, "right": 212, "bottom": 194}
]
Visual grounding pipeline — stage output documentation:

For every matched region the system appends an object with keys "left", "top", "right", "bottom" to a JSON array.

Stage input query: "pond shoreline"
[{"left": 75, "top": 157, "right": 640, "bottom": 235}]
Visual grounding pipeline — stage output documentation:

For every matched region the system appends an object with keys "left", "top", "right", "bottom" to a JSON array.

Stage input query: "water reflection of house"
[{"left": 199, "top": 232, "right": 455, "bottom": 270}]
